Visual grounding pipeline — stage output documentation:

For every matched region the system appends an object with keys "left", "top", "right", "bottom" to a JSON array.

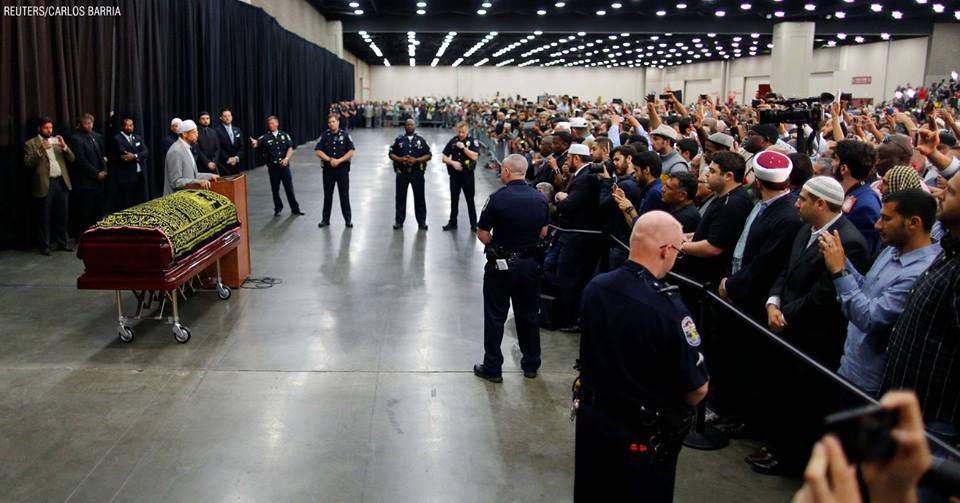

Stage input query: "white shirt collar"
[
  {"left": 812, "top": 212, "right": 843, "bottom": 236},
  {"left": 573, "top": 163, "right": 590, "bottom": 178}
]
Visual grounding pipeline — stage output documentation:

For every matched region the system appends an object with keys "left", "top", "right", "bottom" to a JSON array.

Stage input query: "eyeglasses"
[{"left": 660, "top": 242, "right": 685, "bottom": 258}]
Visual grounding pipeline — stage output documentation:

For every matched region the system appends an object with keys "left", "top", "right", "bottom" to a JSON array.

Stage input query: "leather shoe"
[
  {"left": 473, "top": 364, "right": 503, "bottom": 383},
  {"left": 317, "top": 221, "right": 330, "bottom": 228},
  {"left": 418, "top": 224, "right": 429, "bottom": 231},
  {"left": 716, "top": 421, "right": 755, "bottom": 439},
  {"left": 57, "top": 244, "right": 74, "bottom": 252},
  {"left": 292, "top": 210, "right": 305, "bottom": 216},
  {"left": 557, "top": 325, "right": 580, "bottom": 333},
  {"left": 750, "top": 456, "right": 797, "bottom": 476},
  {"left": 274, "top": 210, "right": 282, "bottom": 217},
  {"left": 40, "top": 248, "right": 52, "bottom": 256},
  {"left": 393, "top": 223, "right": 403, "bottom": 230},
  {"left": 345, "top": 222, "right": 353, "bottom": 228},
  {"left": 745, "top": 447, "right": 773, "bottom": 465},
  {"left": 442, "top": 223, "right": 457, "bottom": 231},
  {"left": 523, "top": 370, "right": 538, "bottom": 379}
]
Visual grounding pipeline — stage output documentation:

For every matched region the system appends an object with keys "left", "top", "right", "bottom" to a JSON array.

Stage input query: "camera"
[{"left": 757, "top": 92, "right": 835, "bottom": 126}]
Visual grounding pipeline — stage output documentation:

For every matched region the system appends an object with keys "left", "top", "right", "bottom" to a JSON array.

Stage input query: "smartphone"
[
  {"left": 659, "top": 93, "right": 673, "bottom": 100},
  {"left": 841, "top": 92, "right": 853, "bottom": 103},
  {"left": 700, "top": 94, "right": 709, "bottom": 101},
  {"left": 646, "top": 94, "right": 656, "bottom": 103},
  {"left": 824, "top": 404, "right": 899, "bottom": 463}
]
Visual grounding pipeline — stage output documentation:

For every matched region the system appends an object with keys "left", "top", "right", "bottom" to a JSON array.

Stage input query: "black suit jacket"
[
  {"left": 68, "top": 131, "right": 106, "bottom": 191},
  {"left": 769, "top": 215, "right": 871, "bottom": 367},
  {"left": 725, "top": 192, "right": 802, "bottom": 319},
  {"left": 196, "top": 126, "right": 221, "bottom": 173},
  {"left": 216, "top": 123, "right": 243, "bottom": 165},
  {"left": 110, "top": 132, "right": 150, "bottom": 184},
  {"left": 556, "top": 167, "right": 601, "bottom": 233}
]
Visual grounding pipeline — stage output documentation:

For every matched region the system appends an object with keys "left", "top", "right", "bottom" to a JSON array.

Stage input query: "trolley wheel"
[
  {"left": 217, "top": 284, "right": 231, "bottom": 300},
  {"left": 172, "top": 323, "right": 192, "bottom": 344},
  {"left": 118, "top": 325, "right": 135, "bottom": 343}
]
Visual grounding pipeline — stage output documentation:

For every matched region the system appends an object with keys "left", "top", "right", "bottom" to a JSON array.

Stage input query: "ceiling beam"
[{"left": 341, "top": 16, "right": 933, "bottom": 36}]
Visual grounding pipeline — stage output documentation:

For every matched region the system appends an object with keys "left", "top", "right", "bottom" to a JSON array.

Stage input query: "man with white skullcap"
[
  {"left": 164, "top": 119, "right": 218, "bottom": 195},
  {"left": 756, "top": 175, "right": 871, "bottom": 476}
]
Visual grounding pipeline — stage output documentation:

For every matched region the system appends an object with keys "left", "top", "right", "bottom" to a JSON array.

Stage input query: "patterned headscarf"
[{"left": 883, "top": 165, "right": 923, "bottom": 194}]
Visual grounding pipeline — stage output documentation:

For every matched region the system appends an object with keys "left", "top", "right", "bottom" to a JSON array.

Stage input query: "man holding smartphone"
[{"left": 24, "top": 117, "right": 74, "bottom": 255}]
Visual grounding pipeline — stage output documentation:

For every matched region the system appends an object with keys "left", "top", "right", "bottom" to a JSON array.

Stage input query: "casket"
[{"left": 76, "top": 190, "right": 242, "bottom": 343}]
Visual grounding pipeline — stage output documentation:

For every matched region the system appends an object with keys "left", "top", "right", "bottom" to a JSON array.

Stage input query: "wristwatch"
[{"left": 831, "top": 269, "right": 850, "bottom": 280}]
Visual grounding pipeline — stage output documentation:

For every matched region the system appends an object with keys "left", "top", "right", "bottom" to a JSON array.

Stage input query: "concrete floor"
[{"left": 0, "top": 128, "right": 799, "bottom": 502}]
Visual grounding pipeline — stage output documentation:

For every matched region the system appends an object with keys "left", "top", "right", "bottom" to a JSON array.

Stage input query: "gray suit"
[{"left": 164, "top": 138, "right": 213, "bottom": 195}]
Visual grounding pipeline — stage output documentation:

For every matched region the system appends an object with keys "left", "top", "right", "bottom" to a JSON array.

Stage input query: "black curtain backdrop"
[{"left": 0, "top": 0, "right": 354, "bottom": 248}]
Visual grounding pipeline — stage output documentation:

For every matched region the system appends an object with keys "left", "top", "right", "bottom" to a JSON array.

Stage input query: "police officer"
[
  {"left": 472, "top": 154, "right": 550, "bottom": 383},
  {"left": 441, "top": 122, "right": 480, "bottom": 231},
  {"left": 574, "top": 211, "right": 709, "bottom": 502},
  {"left": 250, "top": 116, "right": 304, "bottom": 217},
  {"left": 389, "top": 118, "right": 431, "bottom": 230},
  {"left": 314, "top": 114, "right": 355, "bottom": 228}
]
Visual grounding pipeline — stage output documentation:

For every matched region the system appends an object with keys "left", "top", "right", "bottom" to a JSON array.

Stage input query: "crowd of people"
[
  {"left": 437, "top": 90, "right": 959, "bottom": 500},
  {"left": 23, "top": 88, "right": 960, "bottom": 499}
]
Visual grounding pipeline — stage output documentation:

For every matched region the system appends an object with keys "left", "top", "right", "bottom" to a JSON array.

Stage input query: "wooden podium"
[{"left": 204, "top": 175, "right": 251, "bottom": 287}]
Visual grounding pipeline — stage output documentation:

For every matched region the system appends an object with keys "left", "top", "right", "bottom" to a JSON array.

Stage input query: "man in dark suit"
[
  {"left": 553, "top": 143, "right": 602, "bottom": 331},
  {"left": 68, "top": 113, "right": 108, "bottom": 235},
  {"left": 216, "top": 109, "right": 243, "bottom": 175},
  {"left": 755, "top": 175, "right": 871, "bottom": 476},
  {"left": 715, "top": 151, "right": 802, "bottom": 444},
  {"left": 195, "top": 112, "right": 221, "bottom": 174},
  {"left": 110, "top": 117, "right": 150, "bottom": 211}
]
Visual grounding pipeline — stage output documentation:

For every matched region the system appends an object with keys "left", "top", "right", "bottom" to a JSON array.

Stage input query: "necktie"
[{"left": 730, "top": 202, "right": 763, "bottom": 274}]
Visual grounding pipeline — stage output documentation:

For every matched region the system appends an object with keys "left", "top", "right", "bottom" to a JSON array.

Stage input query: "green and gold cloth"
[{"left": 91, "top": 190, "right": 240, "bottom": 261}]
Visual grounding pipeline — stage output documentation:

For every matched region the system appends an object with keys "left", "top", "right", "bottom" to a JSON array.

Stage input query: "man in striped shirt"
[{"left": 880, "top": 170, "right": 960, "bottom": 485}]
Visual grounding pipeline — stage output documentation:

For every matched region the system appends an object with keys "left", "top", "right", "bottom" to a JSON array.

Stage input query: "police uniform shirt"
[
  {"left": 390, "top": 134, "right": 431, "bottom": 172},
  {"left": 477, "top": 180, "right": 549, "bottom": 249},
  {"left": 314, "top": 129, "right": 355, "bottom": 168},
  {"left": 258, "top": 131, "right": 294, "bottom": 164},
  {"left": 442, "top": 136, "right": 478, "bottom": 170},
  {"left": 579, "top": 261, "right": 709, "bottom": 406}
]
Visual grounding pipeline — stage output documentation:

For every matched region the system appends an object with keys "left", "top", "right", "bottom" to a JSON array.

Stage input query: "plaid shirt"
[{"left": 881, "top": 232, "right": 960, "bottom": 425}]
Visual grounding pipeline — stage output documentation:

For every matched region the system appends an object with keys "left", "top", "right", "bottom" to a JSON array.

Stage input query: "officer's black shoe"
[
  {"left": 40, "top": 247, "right": 52, "bottom": 256},
  {"left": 418, "top": 224, "right": 429, "bottom": 231},
  {"left": 345, "top": 222, "right": 354, "bottom": 228},
  {"left": 393, "top": 223, "right": 403, "bottom": 230},
  {"left": 317, "top": 221, "right": 330, "bottom": 228},
  {"left": 292, "top": 210, "right": 306, "bottom": 216},
  {"left": 523, "top": 369, "right": 538, "bottom": 379},
  {"left": 558, "top": 324, "right": 581, "bottom": 333},
  {"left": 274, "top": 210, "right": 282, "bottom": 217},
  {"left": 473, "top": 364, "right": 503, "bottom": 383},
  {"left": 442, "top": 223, "right": 457, "bottom": 231}
]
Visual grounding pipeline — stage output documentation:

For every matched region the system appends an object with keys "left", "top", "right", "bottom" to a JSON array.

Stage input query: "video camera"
[{"left": 756, "top": 92, "right": 835, "bottom": 126}]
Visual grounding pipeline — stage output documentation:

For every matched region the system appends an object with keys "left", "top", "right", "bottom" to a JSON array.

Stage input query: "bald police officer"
[
  {"left": 390, "top": 118, "right": 431, "bottom": 230},
  {"left": 473, "top": 154, "right": 550, "bottom": 383},
  {"left": 442, "top": 122, "right": 481, "bottom": 231},
  {"left": 315, "top": 114, "right": 355, "bottom": 228},
  {"left": 574, "top": 211, "right": 709, "bottom": 502}
]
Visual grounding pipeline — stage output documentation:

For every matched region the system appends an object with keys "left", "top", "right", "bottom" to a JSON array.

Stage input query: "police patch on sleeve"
[{"left": 681, "top": 316, "right": 701, "bottom": 347}]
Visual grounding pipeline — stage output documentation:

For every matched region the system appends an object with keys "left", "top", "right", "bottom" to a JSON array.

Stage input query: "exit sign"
[{"left": 852, "top": 76, "right": 872, "bottom": 85}]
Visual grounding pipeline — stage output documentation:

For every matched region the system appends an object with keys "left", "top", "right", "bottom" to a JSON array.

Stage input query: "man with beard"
[
  {"left": 110, "top": 117, "right": 150, "bottom": 211},
  {"left": 24, "top": 117, "right": 74, "bottom": 254},
  {"left": 599, "top": 145, "right": 643, "bottom": 268},
  {"left": 634, "top": 150, "right": 667, "bottom": 215},
  {"left": 165, "top": 120, "right": 218, "bottom": 194},
  {"left": 69, "top": 113, "right": 107, "bottom": 235},
  {"left": 743, "top": 124, "right": 779, "bottom": 184},
  {"left": 195, "top": 112, "right": 221, "bottom": 174},
  {"left": 833, "top": 139, "right": 881, "bottom": 253}
]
